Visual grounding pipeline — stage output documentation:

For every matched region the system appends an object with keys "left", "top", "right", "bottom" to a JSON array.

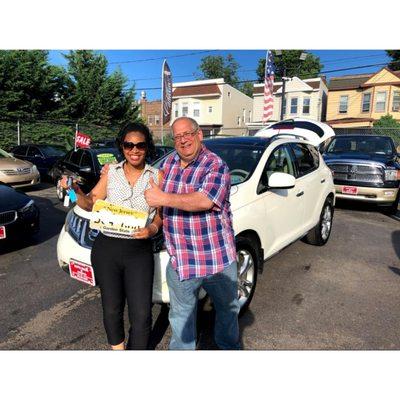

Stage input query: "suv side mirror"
[{"left": 269, "top": 172, "right": 296, "bottom": 189}]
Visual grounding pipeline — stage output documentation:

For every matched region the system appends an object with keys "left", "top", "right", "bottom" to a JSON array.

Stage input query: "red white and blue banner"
[{"left": 262, "top": 50, "right": 276, "bottom": 124}]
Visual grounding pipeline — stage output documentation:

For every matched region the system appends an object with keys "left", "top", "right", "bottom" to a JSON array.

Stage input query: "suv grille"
[
  {"left": 0, "top": 211, "right": 17, "bottom": 225},
  {"left": 2, "top": 168, "right": 31, "bottom": 175},
  {"left": 327, "top": 163, "right": 384, "bottom": 184}
]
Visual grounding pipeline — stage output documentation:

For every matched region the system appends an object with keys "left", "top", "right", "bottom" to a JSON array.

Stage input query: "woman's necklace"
[{"left": 124, "top": 163, "right": 144, "bottom": 187}]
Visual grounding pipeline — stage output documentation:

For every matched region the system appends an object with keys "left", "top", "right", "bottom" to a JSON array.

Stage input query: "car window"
[
  {"left": 69, "top": 150, "right": 83, "bottom": 165},
  {"left": 27, "top": 146, "right": 42, "bottom": 157},
  {"left": 306, "top": 144, "right": 320, "bottom": 168},
  {"left": 12, "top": 146, "right": 28, "bottom": 156},
  {"left": 40, "top": 145, "right": 66, "bottom": 157},
  {"left": 290, "top": 143, "right": 318, "bottom": 177},
  {"left": 80, "top": 151, "right": 93, "bottom": 169},
  {"left": 258, "top": 145, "right": 295, "bottom": 193},
  {"left": 325, "top": 136, "right": 395, "bottom": 156}
]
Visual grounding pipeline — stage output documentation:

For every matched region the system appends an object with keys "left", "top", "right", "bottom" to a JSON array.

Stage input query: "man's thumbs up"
[{"left": 145, "top": 176, "right": 164, "bottom": 207}]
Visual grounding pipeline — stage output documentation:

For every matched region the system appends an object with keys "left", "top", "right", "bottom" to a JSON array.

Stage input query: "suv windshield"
[
  {"left": 153, "top": 142, "right": 265, "bottom": 185},
  {"left": 326, "top": 136, "right": 395, "bottom": 156},
  {"left": 40, "top": 145, "right": 66, "bottom": 157}
]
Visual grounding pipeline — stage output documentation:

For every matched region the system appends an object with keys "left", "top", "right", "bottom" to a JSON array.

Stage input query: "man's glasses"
[
  {"left": 122, "top": 141, "right": 147, "bottom": 151},
  {"left": 173, "top": 128, "right": 198, "bottom": 142}
]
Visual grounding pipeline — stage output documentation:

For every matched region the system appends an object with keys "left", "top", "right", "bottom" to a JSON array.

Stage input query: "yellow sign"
[{"left": 89, "top": 200, "right": 148, "bottom": 236}]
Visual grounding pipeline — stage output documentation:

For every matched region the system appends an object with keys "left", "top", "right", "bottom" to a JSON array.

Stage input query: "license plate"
[
  {"left": 69, "top": 259, "right": 96, "bottom": 286},
  {"left": 0, "top": 226, "right": 5, "bottom": 239},
  {"left": 342, "top": 186, "right": 358, "bottom": 195}
]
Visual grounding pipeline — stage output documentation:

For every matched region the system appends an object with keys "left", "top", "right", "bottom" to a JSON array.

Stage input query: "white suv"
[{"left": 57, "top": 133, "right": 335, "bottom": 312}]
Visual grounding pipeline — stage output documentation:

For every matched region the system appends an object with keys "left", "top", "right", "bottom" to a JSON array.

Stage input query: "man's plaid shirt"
[{"left": 161, "top": 145, "right": 236, "bottom": 281}]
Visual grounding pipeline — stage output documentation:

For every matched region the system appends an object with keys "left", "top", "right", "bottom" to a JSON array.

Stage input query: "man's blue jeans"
[{"left": 166, "top": 261, "right": 240, "bottom": 350}]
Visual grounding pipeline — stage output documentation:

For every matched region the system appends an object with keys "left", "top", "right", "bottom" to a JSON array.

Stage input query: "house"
[
  {"left": 138, "top": 91, "right": 169, "bottom": 140},
  {"left": 252, "top": 76, "right": 328, "bottom": 127},
  {"left": 326, "top": 68, "right": 400, "bottom": 128},
  {"left": 172, "top": 78, "right": 253, "bottom": 136}
]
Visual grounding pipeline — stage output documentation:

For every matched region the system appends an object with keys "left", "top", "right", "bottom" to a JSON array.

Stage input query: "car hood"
[
  {"left": 323, "top": 152, "right": 399, "bottom": 167},
  {"left": 0, "top": 183, "right": 32, "bottom": 211},
  {"left": 0, "top": 157, "right": 33, "bottom": 169}
]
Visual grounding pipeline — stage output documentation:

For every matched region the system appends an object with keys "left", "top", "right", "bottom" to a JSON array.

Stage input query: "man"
[{"left": 145, "top": 116, "right": 240, "bottom": 350}]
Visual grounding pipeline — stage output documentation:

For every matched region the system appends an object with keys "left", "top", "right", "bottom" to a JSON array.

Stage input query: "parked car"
[
  {"left": 153, "top": 145, "right": 174, "bottom": 162},
  {"left": 0, "top": 148, "right": 40, "bottom": 188},
  {"left": 255, "top": 117, "right": 335, "bottom": 149},
  {"left": 56, "top": 133, "right": 335, "bottom": 313},
  {"left": 49, "top": 147, "right": 124, "bottom": 201},
  {"left": 0, "top": 182, "right": 40, "bottom": 241},
  {"left": 10, "top": 144, "right": 66, "bottom": 178},
  {"left": 322, "top": 134, "right": 400, "bottom": 214}
]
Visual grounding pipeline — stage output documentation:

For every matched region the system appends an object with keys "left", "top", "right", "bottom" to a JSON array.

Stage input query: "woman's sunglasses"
[{"left": 122, "top": 141, "right": 147, "bottom": 151}]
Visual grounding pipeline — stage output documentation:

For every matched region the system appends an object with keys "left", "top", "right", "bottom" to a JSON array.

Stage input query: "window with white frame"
[
  {"left": 147, "top": 115, "right": 154, "bottom": 125},
  {"left": 375, "top": 91, "right": 387, "bottom": 112},
  {"left": 362, "top": 92, "right": 371, "bottom": 113},
  {"left": 228, "top": 91, "right": 231, "bottom": 98},
  {"left": 282, "top": 97, "right": 287, "bottom": 116},
  {"left": 302, "top": 97, "right": 311, "bottom": 114},
  {"left": 155, "top": 115, "right": 160, "bottom": 125},
  {"left": 174, "top": 103, "right": 179, "bottom": 118},
  {"left": 182, "top": 102, "right": 189, "bottom": 117},
  {"left": 290, "top": 97, "right": 298, "bottom": 114},
  {"left": 339, "top": 95, "right": 348, "bottom": 113},
  {"left": 248, "top": 110, "right": 252, "bottom": 123},
  {"left": 242, "top": 108, "right": 246, "bottom": 123},
  {"left": 208, "top": 106, "right": 213, "bottom": 113},
  {"left": 237, "top": 116, "right": 240, "bottom": 126},
  {"left": 193, "top": 102, "right": 200, "bottom": 118},
  {"left": 392, "top": 91, "right": 400, "bottom": 112}
]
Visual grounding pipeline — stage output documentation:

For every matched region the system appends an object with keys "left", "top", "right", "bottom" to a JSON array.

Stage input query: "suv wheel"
[
  {"left": 236, "top": 237, "right": 259, "bottom": 315},
  {"left": 304, "top": 197, "right": 334, "bottom": 246},
  {"left": 56, "top": 178, "right": 65, "bottom": 201}
]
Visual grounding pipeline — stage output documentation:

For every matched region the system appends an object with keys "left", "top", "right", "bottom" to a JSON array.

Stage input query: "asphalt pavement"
[{"left": 0, "top": 183, "right": 399, "bottom": 350}]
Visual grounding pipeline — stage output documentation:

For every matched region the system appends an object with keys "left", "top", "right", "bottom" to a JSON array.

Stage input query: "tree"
[
  {"left": 240, "top": 81, "right": 254, "bottom": 98},
  {"left": 373, "top": 114, "right": 400, "bottom": 145},
  {"left": 198, "top": 54, "right": 240, "bottom": 87},
  {"left": 0, "top": 50, "right": 68, "bottom": 119},
  {"left": 63, "top": 50, "right": 139, "bottom": 125},
  {"left": 256, "top": 50, "right": 323, "bottom": 82},
  {"left": 386, "top": 50, "right": 400, "bottom": 70}
]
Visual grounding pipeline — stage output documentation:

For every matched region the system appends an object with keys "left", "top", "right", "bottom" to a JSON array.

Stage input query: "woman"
[{"left": 61, "top": 122, "right": 162, "bottom": 350}]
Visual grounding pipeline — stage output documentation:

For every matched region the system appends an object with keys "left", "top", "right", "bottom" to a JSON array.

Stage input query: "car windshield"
[
  {"left": 40, "top": 145, "right": 66, "bottom": 157},
  {"left": 153, "top": 142, "right": 265, "bottom": 185},
  {"left": 325, "top": 136, "right": 395, "bottom": 156},
  {"left": 0, "top": 148, "right": 12, "bottom": 158}
]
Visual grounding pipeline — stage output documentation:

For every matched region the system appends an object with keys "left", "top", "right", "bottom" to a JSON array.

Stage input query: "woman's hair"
[{"left": 115, "top": 122, "right": 156, "bottom": 160}]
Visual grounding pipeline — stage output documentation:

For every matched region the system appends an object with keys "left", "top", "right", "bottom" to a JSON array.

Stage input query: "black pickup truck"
[{"left": 322, "top": 134, "right": 400, "bottom": 214}]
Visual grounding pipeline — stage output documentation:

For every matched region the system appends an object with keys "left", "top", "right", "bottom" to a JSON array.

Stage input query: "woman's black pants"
[{"left": 91, "top": 233, "right": 154, "bottom": 350}]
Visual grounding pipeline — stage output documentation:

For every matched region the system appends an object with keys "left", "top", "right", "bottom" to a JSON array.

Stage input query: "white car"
[{"left": 57, "top": 133, "right": 335, "bottom": 312}]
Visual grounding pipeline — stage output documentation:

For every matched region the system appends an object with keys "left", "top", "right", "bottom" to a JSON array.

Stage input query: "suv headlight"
[
  {"left": 384, "top": 169, "right": 400, "bottom": 181},
  {"left": 18, "top": 199, "right": 35, "bottom": 214},
  {"left": 65, "top": 208, "right": 98, "bottom": 249}
]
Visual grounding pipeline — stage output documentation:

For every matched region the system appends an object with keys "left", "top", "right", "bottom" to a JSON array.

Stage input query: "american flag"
[{"left": 262, "top": 50, "right": 276, "bottom": 124}]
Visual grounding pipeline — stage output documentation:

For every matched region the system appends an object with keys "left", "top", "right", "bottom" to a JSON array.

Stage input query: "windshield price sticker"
[
  {"left": 0, "top": 226, "right": 6, "bottom": 239},
  {"left": 97, "top": 153, "right": 117, "bottom": 166},
  {"left": 89, "top": 199, "right": 148, "bottom": 236}
]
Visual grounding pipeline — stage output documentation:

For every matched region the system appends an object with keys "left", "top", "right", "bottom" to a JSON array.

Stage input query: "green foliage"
[
  {"left": 256, "top": 50, "right": 323, "bottom": 82},
  {"left": 386, "top": 50, "right": 400, "bottom": 70},
  {"left": 373, "top": 114, "right": 400, "bottom": 145},
  {"left": 198, "top": 54, "right": 240, "bottom": 88},
  {"left": 62, "top": 51, "right": 140, "bottom": 125},
  {"left": 240, "top": 81, "right": 254, "bottom": 98},
  {"left": 0, "top": 50, "right": 68, "bottom": 119}
]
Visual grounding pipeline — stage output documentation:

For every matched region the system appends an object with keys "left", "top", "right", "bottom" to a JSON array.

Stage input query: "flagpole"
[
  {"left": 74, "top": 123, "right": 78, "bottom": 152},
  {"left": 161, "top": 59, "right": 166, "bottom": 145}
]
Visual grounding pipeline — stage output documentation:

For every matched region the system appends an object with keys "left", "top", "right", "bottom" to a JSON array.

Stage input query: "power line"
[{"left": 108, "top": 50, "right": 218, "bottom": 65}]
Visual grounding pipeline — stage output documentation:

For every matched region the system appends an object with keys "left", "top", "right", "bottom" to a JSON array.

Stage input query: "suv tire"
[{"left": 304, "top": 197, "right": 334, "bottom": 246}]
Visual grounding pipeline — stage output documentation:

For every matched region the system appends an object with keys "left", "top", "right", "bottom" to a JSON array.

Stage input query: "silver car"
[{"left": 0, "top": 148, "right": 40, "bottom": 188}]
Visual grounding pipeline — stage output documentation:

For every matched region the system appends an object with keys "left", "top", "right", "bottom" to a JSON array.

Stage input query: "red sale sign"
[{"left": 75, "top": 131, "right": 91, "bottom": 149}]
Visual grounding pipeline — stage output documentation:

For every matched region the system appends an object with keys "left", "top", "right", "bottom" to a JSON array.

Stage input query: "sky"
[{"left": 48, "top": 49, "right": 391, "bottom": 101}]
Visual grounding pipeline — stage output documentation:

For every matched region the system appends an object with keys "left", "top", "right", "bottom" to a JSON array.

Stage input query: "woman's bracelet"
[{"left": 149, "top": 223, "right": 159, "bottom": 235}]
